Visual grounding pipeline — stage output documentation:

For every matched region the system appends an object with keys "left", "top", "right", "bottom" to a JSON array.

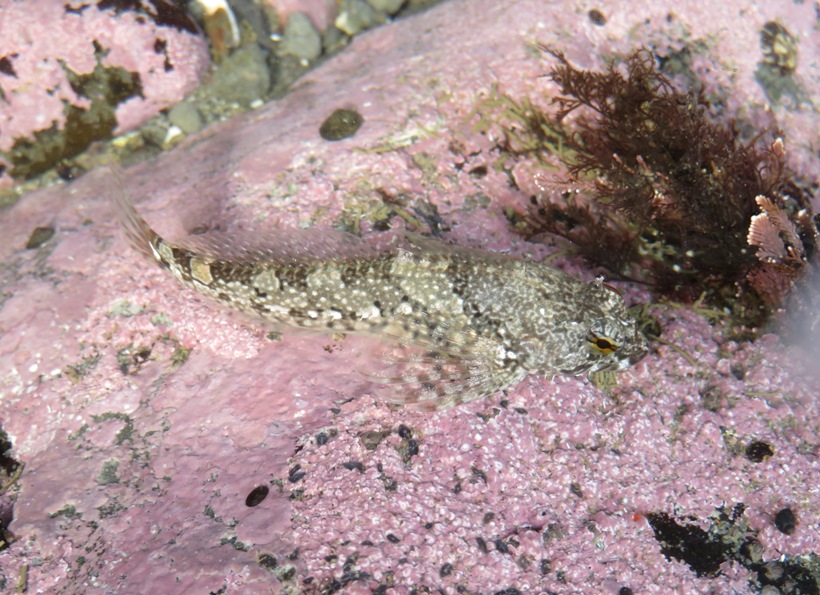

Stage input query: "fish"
[{"left": 112, "top": 169, "right": 647, "bottom": 409}]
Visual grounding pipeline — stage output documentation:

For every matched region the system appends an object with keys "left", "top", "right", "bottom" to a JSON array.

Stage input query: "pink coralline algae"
[
  {"left": 0, "top": 0, "right": 817, "bottom": 593},
  {"left": 0, "top": 0, "right": 208, "bottom": 183}
]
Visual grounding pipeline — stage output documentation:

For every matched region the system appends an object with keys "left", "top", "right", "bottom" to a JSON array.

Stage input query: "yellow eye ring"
[{"left": 588, "top": 334, "right": 619, "bottom": 354}]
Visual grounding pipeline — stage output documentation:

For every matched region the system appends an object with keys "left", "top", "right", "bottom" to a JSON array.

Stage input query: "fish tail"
[{"left": 109, "top": 164, "right": 162, "bottom": 263}]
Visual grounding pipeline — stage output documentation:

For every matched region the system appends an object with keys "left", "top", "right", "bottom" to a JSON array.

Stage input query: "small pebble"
[
  {"left": 744, "top": 440, "right": 775, "bottom": 462},
  {"left": 245, "top": 485, "right": 270, "bottom": 507},
  {"left": 320, "top": 108, "right": 364, "bottom": 140},
  {"left": 168, "top": 102, "right": 203, "bottom": 134},
  {"left": 335, "top": 0, "right": 379, "bottom": 36},
  {"left": 26, "top": 226, "right": 55, "bottom": 249},
  {"left": 773, "top": 507, "right": 796, "bottom": 535},
  {"left": 280, "top": 12, "right": 322, "bottom": 61},
  {"left": 588, "top": 9, "right": 607, "bottom": 25},
  {"left": 366, "top": 0, "right": 406, "bottom": 15},
  {"left": 209, "top": 44, "right": 271, "bottom": 106}
]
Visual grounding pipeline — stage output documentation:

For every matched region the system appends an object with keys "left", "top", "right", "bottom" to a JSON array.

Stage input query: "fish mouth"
[
  {"left": 628, "top": 345, "right": 649, "bottom": 366},
  {"left": 564, "top": 360, "right": 618, "bottom": 375},
  {"left": 589, "top": 347, "right": 648, "bottom": 374}
]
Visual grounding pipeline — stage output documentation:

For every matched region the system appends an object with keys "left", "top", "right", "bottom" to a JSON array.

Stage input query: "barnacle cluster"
[
  {"left": 493, "top": 47, "right": 817, "bottom": 329},
  {"left": 760, "top": 21, "right": 798, "bottom": 75},
  {"left": 755, "top": 21, "right": 805, "bottom": 106}
]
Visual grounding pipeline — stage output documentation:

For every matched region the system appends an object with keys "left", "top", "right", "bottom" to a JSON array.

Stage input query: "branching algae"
[{"left": 491, "top": 47, "right": 817, "bottom": 330}]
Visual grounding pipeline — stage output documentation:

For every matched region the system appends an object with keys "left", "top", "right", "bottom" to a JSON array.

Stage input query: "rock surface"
[
  {"left": 0, "top": 0, "right": 209, "bottom": 185},
  {"left": 0, "top": 0, "right": 817, "bottom": 593}
]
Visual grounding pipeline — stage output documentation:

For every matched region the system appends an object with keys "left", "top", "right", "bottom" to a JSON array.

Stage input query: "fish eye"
[{"left": 588, "top": 333, "right": 619, "bottom": 354}]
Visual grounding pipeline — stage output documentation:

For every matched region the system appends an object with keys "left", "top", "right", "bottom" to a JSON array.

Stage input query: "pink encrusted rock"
[
  {"left": 269, "top": 0, "right": 338, "bottom": 33},
  {"left": 0, "top": 0, "right": 208, "bottom": 184},
  {"left": 0, "top": 0, "right": 817, "bottom": 593}
]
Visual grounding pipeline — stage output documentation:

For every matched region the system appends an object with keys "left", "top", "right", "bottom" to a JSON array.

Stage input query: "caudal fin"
[{"left": 109, "top": 164, "right": 160, "bottom": 262}]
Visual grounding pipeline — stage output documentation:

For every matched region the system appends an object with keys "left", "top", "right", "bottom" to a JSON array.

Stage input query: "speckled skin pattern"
[{"left": 116, "top": 181, "right": 647, "bottom": 409}]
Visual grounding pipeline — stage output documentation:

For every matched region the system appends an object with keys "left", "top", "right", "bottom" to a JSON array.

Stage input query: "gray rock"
[
  {"left": 334, "top": 0, "right": 380, "bottom": 35},
  {"left": 168, "top": 101, "right": 203, "bottom": 134},
  {"left": 208, "top": 44, "right": 271, "bottom": 106},
  {"left": 279, "top": 12, "right": 322, "bottom": 61},
  {"left": 366, "top": 0, "right": 407, "bottom": 15}
]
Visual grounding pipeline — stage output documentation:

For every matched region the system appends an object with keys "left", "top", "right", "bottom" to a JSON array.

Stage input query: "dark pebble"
[
  {"left": 774, "top": 507, "right": 796, "bottom": 535},
  {"left": 26, "top": 226, "right": 55, "bottom": 249},
  {"left": 588, "top": 9, "right": 607, "bottom": 25},
  {"left": 745, "top": 440, "right": 775, "bottom": 462},
  {"left": 257, "top": 552, "right": 278, "bottom": 570},
  {"left": 319, "top": 108, "right": 364, "bottom": 141},
  {"left": 245, "top": 485, "right": 269, "bottom": 507}
]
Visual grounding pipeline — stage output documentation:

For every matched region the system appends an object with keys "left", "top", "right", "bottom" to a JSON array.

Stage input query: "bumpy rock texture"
[
  {"left": 0, "top": 0, "right": 208, "bottom": 185},
  {"left": 0, "top": 0, "right": 817, "bottom": 593}
]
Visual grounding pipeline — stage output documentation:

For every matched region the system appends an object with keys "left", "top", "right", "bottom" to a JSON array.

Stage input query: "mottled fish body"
[{"left": 114, "top": 177, "right": 647, "bottom": 409}]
